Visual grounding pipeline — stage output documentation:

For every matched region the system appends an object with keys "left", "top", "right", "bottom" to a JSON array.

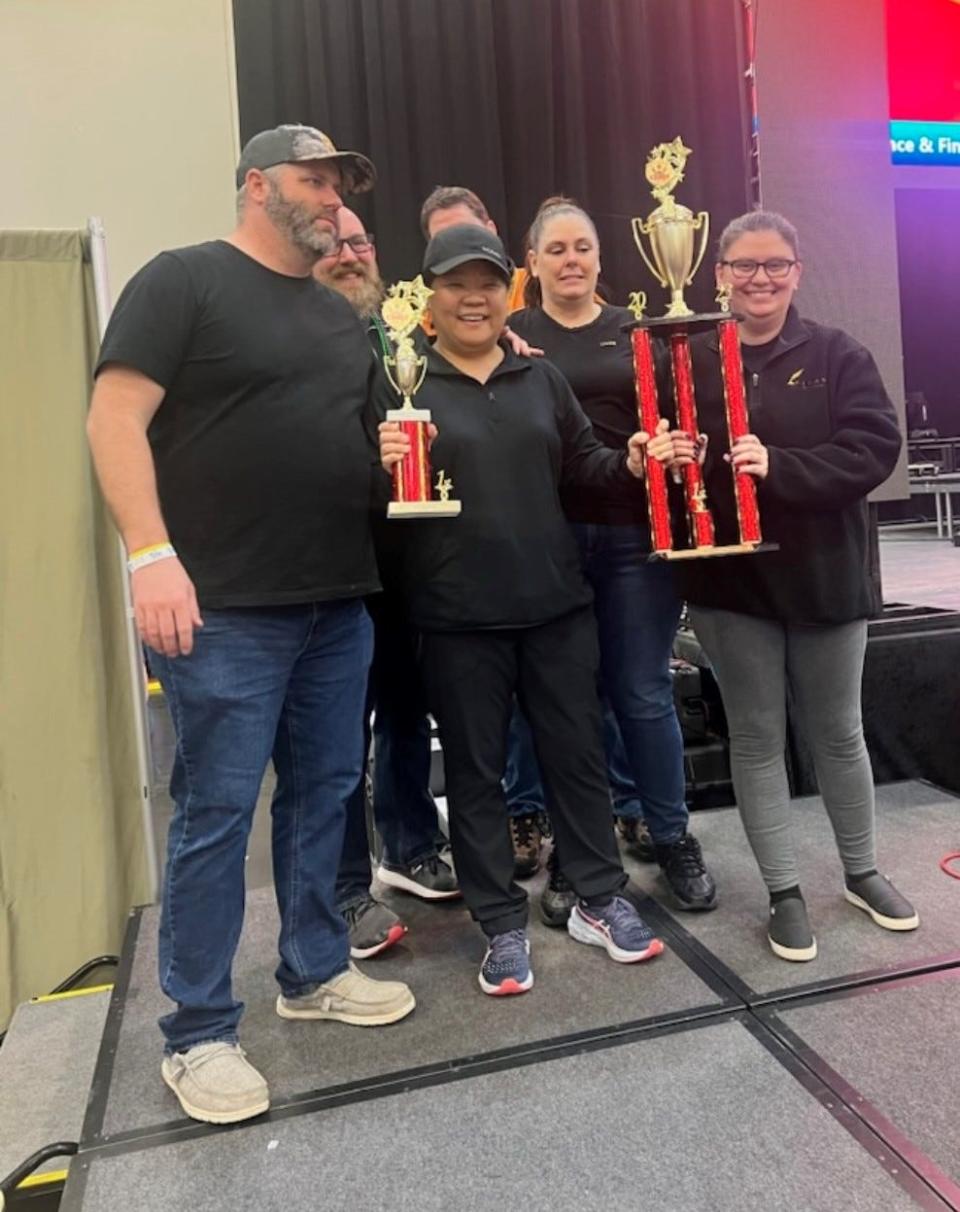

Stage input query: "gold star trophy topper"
[{"left": 381, "top": 276, "right": 433, "bottom": 405}]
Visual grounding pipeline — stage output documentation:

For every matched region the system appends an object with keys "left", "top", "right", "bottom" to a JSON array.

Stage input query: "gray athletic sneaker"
[
  {"left": 276, "top": 961, "right": 415, "bottom": 1026},
  {"left": 844, "top": 872, "right": 919, "bottom": 931},
  {"left": 344, "top": 895, "right": 407, "bottom": 959},
  {"left": 161, "top": 1041, "right": 269, "bottom": 1124},
  {"left": 768, "top": 894, "right": 818, "bottom": 962}
]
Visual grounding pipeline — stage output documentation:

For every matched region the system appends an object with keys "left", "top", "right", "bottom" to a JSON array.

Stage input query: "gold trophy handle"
[
  {"left": 631, "top": 217, "right": 667, "bottom": 289},
  {"left": 412, "top": 356, "right": 428, "bottom": 397},
  {"left": 382, "top": 356, "right": 400, "bottom": 398},
  {"left": 687, "top": 211, "right": 711, "bottom": 286}
]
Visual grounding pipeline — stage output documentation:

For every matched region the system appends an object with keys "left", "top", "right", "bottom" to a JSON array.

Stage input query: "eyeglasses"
[
  {"left": 719, "top": 258, "right": 797, "bottom": 280},
  {"left": 324, "top": 233, "right": 375, "bottom": 257}
]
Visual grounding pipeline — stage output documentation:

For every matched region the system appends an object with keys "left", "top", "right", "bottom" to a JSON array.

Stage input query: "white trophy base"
[
  {"left": 386, "top": 407, "right": 432, "bottom": 422},
  {"left": 388, "top": 499, "right": 462, "bottom": 519}
]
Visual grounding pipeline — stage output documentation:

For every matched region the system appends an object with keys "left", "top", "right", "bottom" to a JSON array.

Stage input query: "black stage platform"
[{"left": 60, "top": 781, "right": 960, "bottom": 1211}]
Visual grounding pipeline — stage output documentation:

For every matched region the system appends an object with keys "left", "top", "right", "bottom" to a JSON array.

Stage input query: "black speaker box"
[{"left": 788, "top": 603, "right": 960, "bottom": 796}]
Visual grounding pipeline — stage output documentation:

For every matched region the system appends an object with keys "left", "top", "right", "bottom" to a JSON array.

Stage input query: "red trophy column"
[
  {"left": 389, "top": 408, "right": 431, "bottom": 507},
  {"left": 670, "top": 331, "right": 715, "bottom": 550},
  {"left": 631, "top": 326, "right": 673, "bottom": 555},
  {"left": 717, "top": 317, "right": 762, "bottom": 544}
]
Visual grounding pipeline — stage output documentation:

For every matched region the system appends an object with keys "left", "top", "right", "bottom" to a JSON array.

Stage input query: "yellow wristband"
[{"left": 128, "top": 542, "right": 172, "bottom": 561}]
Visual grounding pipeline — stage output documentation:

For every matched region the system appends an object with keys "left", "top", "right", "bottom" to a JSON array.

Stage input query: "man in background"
[
  {"left": 314, "top": 209, "right": 460, "bottom": 964},
  {"left": 420, "top": 185, "right": 528, "bottom": 312}
]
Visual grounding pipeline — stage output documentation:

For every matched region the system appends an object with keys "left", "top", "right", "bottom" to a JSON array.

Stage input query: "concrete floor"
[{"left": 878, "top": 530, "right": 960, "bottom": 611}]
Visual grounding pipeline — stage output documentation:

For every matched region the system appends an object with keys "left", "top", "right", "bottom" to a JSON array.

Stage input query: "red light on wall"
[{"left": 887, "top": 0, "right": 960, "bottom": 121}]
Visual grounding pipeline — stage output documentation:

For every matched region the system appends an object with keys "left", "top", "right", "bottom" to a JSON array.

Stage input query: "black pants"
[{"left": 420, "top": 608, "right": 626, "bottom": 935}]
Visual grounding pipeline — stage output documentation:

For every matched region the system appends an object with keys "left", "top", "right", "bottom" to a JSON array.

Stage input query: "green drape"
[{"left": 0, "top": 229, "right": 151, "bottom": 1028}]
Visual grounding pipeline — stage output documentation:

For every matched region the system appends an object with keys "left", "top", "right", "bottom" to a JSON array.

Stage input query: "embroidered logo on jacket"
[{"left": 787, "top": 368, "right": 826, "bottom": 390}]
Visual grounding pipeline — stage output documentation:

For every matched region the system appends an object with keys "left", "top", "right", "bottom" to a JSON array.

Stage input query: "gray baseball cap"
[{"left": 236, "top": 124, "right": 376, "bottom": 193}]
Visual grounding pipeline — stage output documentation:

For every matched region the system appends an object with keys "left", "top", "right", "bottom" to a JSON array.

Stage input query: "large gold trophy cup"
[{"left": 631, "top": 138, "right": 710, "bottom": 320}]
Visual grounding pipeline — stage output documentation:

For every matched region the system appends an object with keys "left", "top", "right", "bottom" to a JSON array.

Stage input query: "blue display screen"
[{"left": 890, "top": 120, "right": 960, "bottom": 166}]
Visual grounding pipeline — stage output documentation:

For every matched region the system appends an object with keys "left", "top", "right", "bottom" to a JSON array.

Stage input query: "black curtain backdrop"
[{"left": 233, "top": 0, "right": 751, "bottom": 310}]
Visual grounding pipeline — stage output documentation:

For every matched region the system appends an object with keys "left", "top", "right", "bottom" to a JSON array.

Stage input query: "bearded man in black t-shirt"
[{"left": 87, "top": 125, "right": 415, "bottom": 1127}]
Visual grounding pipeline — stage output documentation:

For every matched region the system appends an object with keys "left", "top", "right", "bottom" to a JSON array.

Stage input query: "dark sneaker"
[
  {"left": 344, "top": 895, "right": 407, "bottom": 959},
  {"left": 161, "top": 1042, "right": 269, "bottom": 1125},
  {"left": 509, "top": 812, "right": 544, "bottom": 878},
  {"left": 540, "top": 848, "right": 576, "bottom": 928},
  {"left": 479, "top": 928, "right": 534, "bottom": 996},
  {"left": 567, "top": 896, "right": 665, "bottom": 963},
  {"left": 768, "top": 893, "right": 817, "bottom": 962},
  {"left": 655, "top": 833, "right": 718, "bottom": 911},
  {"left": 844, "top": 872, "right": 919, "bottom": 931},
  {"left": 615, "top": 815, "right": 656, "bottom": 862},
  {"left": 276, "top": 962, "right": 415, "bottom": 1025},
  {"left": 377, "top": 852, "right": 461, "bottom": 901}
]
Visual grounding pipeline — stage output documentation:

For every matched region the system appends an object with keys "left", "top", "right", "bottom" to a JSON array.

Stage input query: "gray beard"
[{"left": 264, "top": 186, "right": 335, "bottom": 257}]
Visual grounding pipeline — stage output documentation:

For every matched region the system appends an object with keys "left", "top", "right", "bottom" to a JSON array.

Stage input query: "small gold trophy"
[
  {"left": 632, "top": 138, "right": 709, "bottom": 320},
  {"left": 381, "top": 277, "right": 461, "bottom": 519}
]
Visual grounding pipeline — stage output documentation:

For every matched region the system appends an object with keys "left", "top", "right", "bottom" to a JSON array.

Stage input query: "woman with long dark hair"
[{"left": 508, "top": 197, "right": 718, "bottom": 916}]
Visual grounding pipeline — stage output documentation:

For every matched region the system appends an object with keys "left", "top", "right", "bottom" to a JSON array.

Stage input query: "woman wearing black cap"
[{"left": 375, "top": 224, "right": 669, "bottom": 995}]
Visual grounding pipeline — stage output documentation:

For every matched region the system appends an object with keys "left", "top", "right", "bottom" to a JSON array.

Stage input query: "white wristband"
[{"left": 127, "top": 544, "right": 177, "bottom": 573}]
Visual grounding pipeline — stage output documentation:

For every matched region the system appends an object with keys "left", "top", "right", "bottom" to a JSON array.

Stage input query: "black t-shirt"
[
  {"left": 369, "top": 346, "right": 635, "bottom": 631},
  {"left": 507, "top": 305, "right": 648, "bottom": 529},
  {"left": 96, "top": 241, "right": 380, "bottom": 609}
]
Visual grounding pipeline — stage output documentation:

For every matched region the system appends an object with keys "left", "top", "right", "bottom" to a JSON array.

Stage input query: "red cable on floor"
[{"left": 940, "top": 852, "right": 960, "bottom": 880}]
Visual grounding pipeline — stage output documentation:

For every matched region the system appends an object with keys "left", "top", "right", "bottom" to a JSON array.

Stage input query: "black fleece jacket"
[
  {"left": 369, "top": 344, "right": 637, "bottom": 631},
  {"left": 678, "top": 306, "right": 902, "bottom": 624}
]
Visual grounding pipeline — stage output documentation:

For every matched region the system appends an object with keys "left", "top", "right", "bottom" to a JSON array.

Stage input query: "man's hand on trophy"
[
  {"left": 378, "top": 419, "right": 438, "bottom": 471},
  {"left": 725, "top": 433, "right": 769, "bottom": 480},
  {"left": 626, "top": 417, "right": 672, "bottom": 479},
  {"left": 502, "top": 325, "right": 544, "bottom": 359}
]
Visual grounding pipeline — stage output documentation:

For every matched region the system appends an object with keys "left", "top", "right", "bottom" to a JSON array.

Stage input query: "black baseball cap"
[
  {"left": 422, "top": 224, "right": 513, "bottom": 283},
  {"left": 235, "top": 124, "right": 376, "bottom": 193}
]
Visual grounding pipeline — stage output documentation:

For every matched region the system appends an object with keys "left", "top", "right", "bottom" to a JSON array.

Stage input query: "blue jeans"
[
  {"left": 604, "top": 701, "right": 646, "bottom": 819},
  {"left": 152, "top": 600, "right": 372, "bottom": 1053},
  {"left": 572, "top": 522, "right": 688, "bottom": 846},
  {"left": 504, "top": 698, "right": 644, "bottom": 819},
  {"left": 336, "top": 594, "right": 441, "bottom": 909}
]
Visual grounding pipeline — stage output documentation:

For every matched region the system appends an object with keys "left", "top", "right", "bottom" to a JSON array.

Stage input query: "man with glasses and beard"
[
  {"left": 87, "top": 125, "right": 415, "bottom": 1128},
  {"left": 314, "top": 211, "right": 461, "bottom": 963}
]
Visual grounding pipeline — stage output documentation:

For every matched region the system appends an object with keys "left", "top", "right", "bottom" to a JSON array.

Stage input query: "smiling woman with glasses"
[{"left": 666, "top": 209, "right": 917, "bottom": 965}]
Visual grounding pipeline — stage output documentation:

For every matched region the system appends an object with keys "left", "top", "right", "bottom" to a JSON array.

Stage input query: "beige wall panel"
[{"left": 0, "top": 0, "right": 239, "bottom": 291}]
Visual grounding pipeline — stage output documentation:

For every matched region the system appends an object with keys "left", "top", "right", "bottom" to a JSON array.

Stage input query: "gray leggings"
[{"left": 688, "top": 606, "right": 876, "bottom": 893}]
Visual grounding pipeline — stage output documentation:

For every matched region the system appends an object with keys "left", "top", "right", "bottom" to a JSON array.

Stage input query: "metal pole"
[
  {"left": 87, "top": 216, "right": 160, "bottom": 902},
  {"left": 741, "top": 0, "right": 762, "bottom": 208}
]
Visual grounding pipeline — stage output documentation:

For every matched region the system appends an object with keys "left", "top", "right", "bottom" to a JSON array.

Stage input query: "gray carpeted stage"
[
  {"left": 71, "top": 1019, "right": 931, "bottom": 1212},
  {"left": 624, "top": 780, "right": 960, "bottom": 999},
  {"left": 57, "top": 780, "right": 960, "bottom": 1211}
]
